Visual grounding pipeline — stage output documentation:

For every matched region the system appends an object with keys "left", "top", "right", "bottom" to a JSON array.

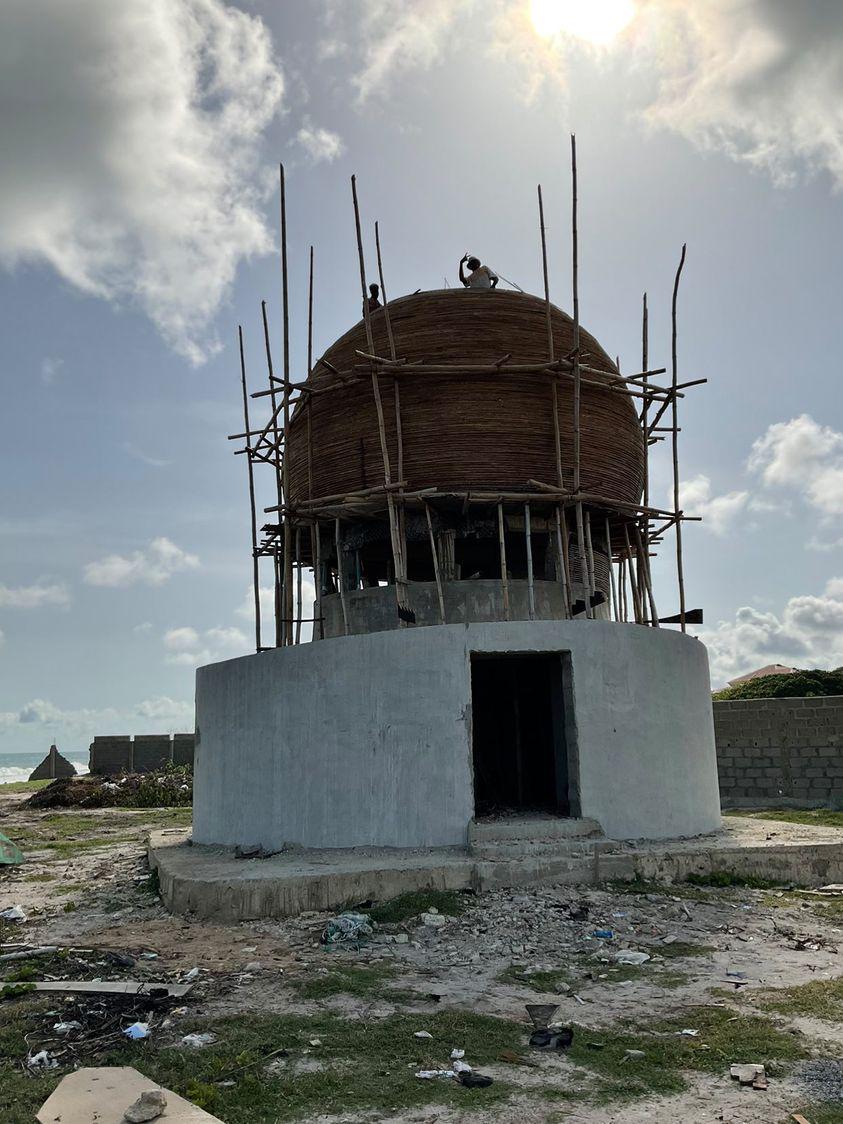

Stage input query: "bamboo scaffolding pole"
[
  {"left": 273, "top": 550, "right": 282, "bottom": 646},
  {"left": 634, "top": 521, "right": 659, "bottom": 627},
  {"left": 497, "top": 502, "right": 510, "bottom": 621},
  {"left": 623, "top": 524, "right": 643, "bottom": 623},
  {"left": 605, "top": 515, "right": 619, "bottom": 621},
  {"left": 306, "top": 244, "right": 315, "bottom": 502},
  {"left": 584, "top": 509, "right": 598, "bottom": 609},
  {"left": 570, "top": 134, "right": 590, "bottom": 621},
  {"left": 294, "top": 526, "right": 302, "bottom": 644},
  {"left": 524, "top": 502, "right": 536, "bottom": 620},
  {"left": 351, "top": 175, "right": 411, "bottom": 624},
  {"left": 619, "top": 554, "right": 628, "bottom": 621},
  {"left": 375, "top": 222, "right": 406, "bottom": 547},
  {"left": 334, "top": 518, "right": 349, "bottom": 635},
  {"left": 556, "top": 506, "right": 572, "bottom": 617},
  {"left": 313, "top": 521, "right": 324, "bottom": 640},
  {"left": 279, "top": 165, "right": 294, "bottom": 646},
  {"left": 261, "top": 300, "right": 284, "bottom": 648},
  {"left": 671, "top": 244, "right": 688, "bottom": 632},
  {"left": 424, "top": 502, "right": 446, "bottom": 624},
  {"left": 641, "top": 293, "right": 650, "bottom": 561},
  {"left": 238, "top": 326, "right": 262, "bottom": 653}
]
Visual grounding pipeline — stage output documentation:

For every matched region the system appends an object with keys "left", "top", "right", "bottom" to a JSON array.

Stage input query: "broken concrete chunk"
[
  {"left": 124, "top": 1089, "right": 167, "bottom": 1122},
  {"left": 730, "top": 1063, "right": 765, "bottom": 1085}
]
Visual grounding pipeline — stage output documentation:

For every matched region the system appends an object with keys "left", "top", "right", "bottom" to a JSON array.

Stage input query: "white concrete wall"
[{"left": 193, "top": 621, "right": 721, "bottom": 850}]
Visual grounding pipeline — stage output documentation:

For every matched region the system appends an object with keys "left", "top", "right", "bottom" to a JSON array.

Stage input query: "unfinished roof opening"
[{"left": 470, "top": 652, "right": 574, "bottom": 818}]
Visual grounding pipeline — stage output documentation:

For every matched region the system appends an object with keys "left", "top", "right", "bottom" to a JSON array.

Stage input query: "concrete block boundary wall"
[
  {"left": 715, "top": 696, "right": 843, "bottom": 809},
  {"left": 89, "top": 733, "right": 195, "bottom": 775}
]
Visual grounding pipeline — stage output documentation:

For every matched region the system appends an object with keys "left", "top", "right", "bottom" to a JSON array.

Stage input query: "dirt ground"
[{"left": 2, "top": 791, "right": 842, "bottom": 1124}]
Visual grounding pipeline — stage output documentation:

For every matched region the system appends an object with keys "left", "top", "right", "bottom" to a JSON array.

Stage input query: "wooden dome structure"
[{"left": 286, "top": 289, "right": 645, "bottom": 507}]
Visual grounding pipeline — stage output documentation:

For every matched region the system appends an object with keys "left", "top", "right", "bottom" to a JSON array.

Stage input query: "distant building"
[{"left": 728, "top": 664, "right": 799, "bottom": 687}]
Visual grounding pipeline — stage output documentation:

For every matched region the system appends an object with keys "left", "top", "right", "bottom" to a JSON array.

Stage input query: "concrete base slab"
[{"left": 149, "top": 816, "right": 843, "bottom": 922}]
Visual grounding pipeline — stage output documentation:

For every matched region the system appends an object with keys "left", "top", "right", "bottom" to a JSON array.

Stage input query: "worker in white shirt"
[{"left": 459, "top": 254, "right": 499, "bottom": 290}]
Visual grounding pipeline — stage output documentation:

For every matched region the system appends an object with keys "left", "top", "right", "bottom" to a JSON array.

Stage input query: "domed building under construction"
[{"left": 192, "top": 166, "right": 720, "bottom": 862}]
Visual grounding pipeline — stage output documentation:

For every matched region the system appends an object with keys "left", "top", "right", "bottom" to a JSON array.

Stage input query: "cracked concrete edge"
[{"left": 148, "top": 831, "right": 843, "bottom": 922}]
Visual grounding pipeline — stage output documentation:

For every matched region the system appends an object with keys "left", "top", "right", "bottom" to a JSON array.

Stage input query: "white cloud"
[
  {"left": 0, "top": 0, "right": 284, "bottom": 364},
  {"left": 40, "top": 357, "right": 64, "bottom": 385},
  {"left": 699, "top": 576, "right": 843, "bottom": 687},
  {"left": 642, "top": 2, "right": 843, "bottom": 189},
  {"left": 337, "top": 2, "right": 843, "bottom": 188},
  {"left": 296, "top": 124, "right": 345, "bottom": 164},
  {"left": 748, "top": 414, "right": 843, "bottom": 517},
  {"left": 0, "top": 581, "right": 71, "bottom": 609},
  {"left": 163, "top": 623, "right": 248, "bottom": 667},
  {"left": 133, "top": 621, "right": 153, "bottom": 634},
  {"left": 84, "top": 537, "right": 199, "bottom": 588},
  {"left": 0, "top": 694, "right": 193, "bottom": 736},
  {"left": 235, "top": 584, "right": 277, "bottom": 622},
  {"left": 679, "top": 473, "right": 749, "bottom": 536},
  {"left": 234, "top": 576, "right": 316, "bottom": 642}
]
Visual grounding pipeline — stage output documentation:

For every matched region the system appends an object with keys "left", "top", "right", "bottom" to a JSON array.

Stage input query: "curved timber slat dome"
[{"left": 286, "top": 289, "right": 645, "bottom": 507}]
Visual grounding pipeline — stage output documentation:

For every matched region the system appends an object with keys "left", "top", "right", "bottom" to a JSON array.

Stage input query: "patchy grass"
[
  {"left": 685, "top": 870, "right": 780, "bottom": 890},
  {"left": 22, "top": 871, "right": 56, "bottom": 883},
  {"left": 564, "top": 1005, "right": 809, "bottom": 1102},
  {"left": 0, "top": 779, "right": 50, "bottom": 794},
  {"left": 289, "top": 962, "right": 418, "bottom": 1003},
  {"left": 727, "top": 808, "right": 843, "bottom": 830},
  {"left": 7, "top": 807, "right": 192, "bottom": 858},
  {"left": 364, "top": 889, "right": 467, "bottom": 925},
  {"left": 498, "top": 964, "right": 574, "bottom": 993},
  {"left": 0, "top": 1003, "right": 524, "bottom": 1124},
  {"left": 652, "top": 941, "right": 715, "bottom": 960},
  {"left": 782, "top": 1106, "right": 843, "bottom": 1124},
  {"left": 758, "top": 976, "right": 843, "bottom": 1021},
  {"left": 607, "top": 877, "right": 727, "bottom": 903}
]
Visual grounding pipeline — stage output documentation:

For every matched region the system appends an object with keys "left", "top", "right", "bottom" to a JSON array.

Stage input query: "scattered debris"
[
  {"left": 730, "top": 1063, "right": 767, "bottom": 1088},
  {"left": 615, "top": 950, "right": 651, "bottom": 966},
  {"left": 0, "top": 980, "right": 193, "bottom": 996},
  {"left": 182, "top": 967, "right": 200, "bottom": 982},
  {"left": 28, "top": 1049, "right": 59, "bottom": 1070},
  {"left": 624, "top": 1049, "right": 646, "bottom": 1061},
  {"left": 53, "top": 1020, "right": 83, "bottom": 1034},
  {"left": 525, "top": 1003, "right": 560, "bottom": 1027},
  {"left": 458, "top": 1071, "right": 493, "bottom": 1088},
  {"left": 124, "top": 1022, "right": 150, "bottom": 1040},
  {"left": 0, "top": 944, "right": 58, "bottom": 962},
  {"left": 321, "top": 912, "right": 374, "bottom": 947},
  {"left": 0, "top": 832, "right": 24, "bottom": 865},
  {"left": 592, "top": 928, "right": 614, "bottom": 939},
  {"left": 123, "top": 1089, "right": 167, "bottom": 1123},
  {"left": 678, "top": 1029, "right": 699, "bottom": 1037},
  {"left": 181, "top": 1032, "right": 216, "bottom": 1048},
  {"left": 414, "top": 1030, "right": 433, "bottom": 1039},
  {"left": 420, "top": 908, "right": 447, "bottom": 928},
  {"left": 529, "top": 1026, "right": 574, "bottom": 1050},
  {"left": 0, "top": 905, "right": 27, "bottom": 922}
]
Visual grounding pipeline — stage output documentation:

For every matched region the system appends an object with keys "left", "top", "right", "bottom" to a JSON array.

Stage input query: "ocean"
[{"left": 0, "top": 750, "right": 89, "bottom": 786}]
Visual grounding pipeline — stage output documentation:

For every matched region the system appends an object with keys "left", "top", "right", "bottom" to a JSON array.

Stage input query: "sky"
[{"left": 1, "top": 0, "right": 842, "bottom": 755}]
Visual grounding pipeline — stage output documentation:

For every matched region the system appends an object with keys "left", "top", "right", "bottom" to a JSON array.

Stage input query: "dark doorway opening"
[{"left": 470, "top": 653, "right": 573, "bottom": 818}]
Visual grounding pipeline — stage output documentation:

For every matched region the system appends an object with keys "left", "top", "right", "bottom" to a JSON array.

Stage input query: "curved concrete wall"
[{"left": 193, "top": 621, "right": 720, "bottom": 850}]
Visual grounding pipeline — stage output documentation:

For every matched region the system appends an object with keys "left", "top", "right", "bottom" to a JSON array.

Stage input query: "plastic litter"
[
  {"left": 450, "top": 1048, "right": 465, "bottom": 1059},
  {"left": 525, "top": 1003, "right": 560, "bottom": 1027},
  {"left": 124, "top": 1022, "right": 150, "bottom": 1040},
  {"left": 459, "top": 1072, "right": 493, "bottom": 1088},
  {"left": 0, "top": 905, "right": 27, "bottom": 922},
  {"left": 181, "top": 1033, "right": 216, "bottom": 1048},
  {"left": 53, "top": 1021, "right": 82, "bottom": 1035},
  {"left": 0, "top": 832, "right": 24, "bottom": 866},
  {"left": 182, "top": 967, "right": 200, "bottom": 982},
  {"left": 414, "top": 1031, "right": 433, "bottom": 1039},
  {"left": 416, "top": 1069, "right": 454, "bottom": 1079},
  {"left": 309, "top": 1038, "right": 322, "bottom": 1047},
  {"left": 321, "top": 912, "right": 374, "bottom": 946},
  {"left": 624, "top": 1049, "right": 646, "bottom": 1061},
  {"left": 452, "top": 1058, "right": 472, "bottom": 1074},
  {"left": 123, "top": 1089, "right": 168, "bottom": 1122},
  {"left": 28, "top": 1050, "right": 59, "bottom": 1069},
  {"left": 679, "top": 1029, "right": 699, "bottom": 1037},
  {"left": 529, "top": 1026, "right": 574, "bottom": 1050},
  {"left": 592, "top": 929, "right": 614, "bottom": 939},
  {"left": 615, "top": 950, "right": 651, "bottom": 965}
]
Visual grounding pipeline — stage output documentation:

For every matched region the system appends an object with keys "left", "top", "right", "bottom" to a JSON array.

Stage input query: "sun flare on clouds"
[{"left": 529, "top": 0, "right": 635, "bottom": 46}]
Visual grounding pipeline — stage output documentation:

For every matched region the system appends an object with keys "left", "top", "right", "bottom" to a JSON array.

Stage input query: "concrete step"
[{"left": 468, "top": 816, "right": 605, "bottom": 859}]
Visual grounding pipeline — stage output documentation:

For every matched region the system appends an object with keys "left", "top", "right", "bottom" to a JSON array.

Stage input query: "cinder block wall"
[
  {"left": 89, "top": 733, "right": 195, "bottom": 775},
  {"left": 714, "top": 696, "right": 843, "bottom": 808}
]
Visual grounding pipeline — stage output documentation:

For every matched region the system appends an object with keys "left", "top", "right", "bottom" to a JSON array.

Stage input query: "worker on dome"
[
  {"left": 364, "top": 282, "right": 381, "bottom": 314},
  {"left": 459, "top": 254, "right": 498, "bottom": 290}
]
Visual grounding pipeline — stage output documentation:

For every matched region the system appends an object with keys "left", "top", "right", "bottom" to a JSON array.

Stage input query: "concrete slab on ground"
[
  {"left": 149, "top": 816, "right": 843, "bottom": 921},
  {"left": 37, "top": 1067, "right": 222, "bottom": 1123}
]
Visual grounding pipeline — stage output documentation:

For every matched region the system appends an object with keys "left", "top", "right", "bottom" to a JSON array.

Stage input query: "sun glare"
[{"left": 529, "top": 0, "right": 635, "bottom": 46}]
